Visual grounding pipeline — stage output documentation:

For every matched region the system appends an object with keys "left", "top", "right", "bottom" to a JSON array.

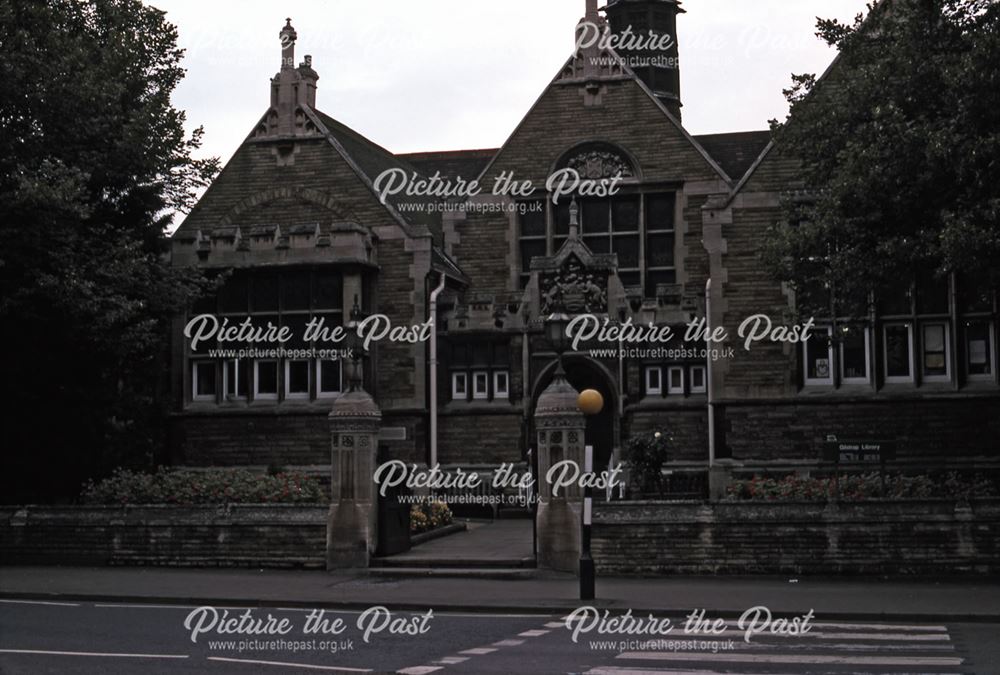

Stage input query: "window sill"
[
  {"left": 798, "top": 384, "right": 876, "bottom": 397},
  {"left": 180, "top": 399, "right": 340, "bottom": 416},
  {"left": 441, "top": 401, "right": 518, "bottom": 415}
]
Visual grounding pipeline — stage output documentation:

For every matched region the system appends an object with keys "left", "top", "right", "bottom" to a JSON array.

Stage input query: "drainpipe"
[
  {"left": 429, "top": 272, "right": 448, "bottom": 468},
  {"left": 706, "top": 278, "right": 716, "bottom": 467}
]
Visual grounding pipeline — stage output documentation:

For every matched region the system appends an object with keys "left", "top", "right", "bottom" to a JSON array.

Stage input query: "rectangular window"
[
  {"left": 921, "top": 323, "right": 950, "bottom": 380},
  {"left": 839, "top": 325, "right": 870, "bottom": 384},
  {"left": 518, "top": 193, "right": 674, "bottom": 299},
  {"left": 251, "top": 274, "right": 280, "bottom": 312},
  {"left": 192, "top": 361, "right": 216, "bottom": 401},
  {"left": 255, "top": 360, "right": 279, "bottom": 399},
  {"left": 190, "top": 268, "right": 345, "bottom": 407},
  {"left": 803, "top": 327, "right": 834, "bottom": 385},
  {"left": 285, "top": 359, "right": 311, "bottom": 398},
  {"left": 317, "top": 359, "right": 342, "bottom": 397},
  {"left": 690, "top": 366, "right": 707, "bottom": 394},
  {"left": 314, "top": 271, "right": 343, "bottom": 310},
  {"left": 645, "top": 366, "right": 662, "bottom": 396},
  {"left": 452, "top": 372, "right": 467, "bottom": 400},
  {"left": 518, "top": 201, "right": 547, "bottom": 287},
  {"left": 644, "top": 193, "right": 676, "bottom": 298},
  {"left": 493, "top": 371, "right": 509, "bottom": 400},
  {"left": 965, "top": 321, "right": 995, "bottom": 378},
  {"left": 472, "top": 371, "right": 489, "bottom": 400},
  {"left": 219, "top": 271, "right": 249, "bottom": 314},
  {"left": 281, "top": 271, "right": 311, "bottom": 311},
  {"left": 667, "top": 366, "right": 684, "bottom": 395},
  {"left": 223, "top": 359, "right": 247, "bottom": 399},
  {"left": 883, "top": 324, "right": 914, "bottom": 383}
]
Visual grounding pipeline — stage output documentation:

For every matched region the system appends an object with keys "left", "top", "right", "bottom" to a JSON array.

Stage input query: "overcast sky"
[{"left": 153, "top": 0, "right": 871, "bottom": 166}]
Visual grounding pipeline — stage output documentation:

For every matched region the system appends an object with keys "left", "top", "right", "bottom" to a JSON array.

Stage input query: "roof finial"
[{"left": 279, "top": 18, "right": 297, "bottom": 70}]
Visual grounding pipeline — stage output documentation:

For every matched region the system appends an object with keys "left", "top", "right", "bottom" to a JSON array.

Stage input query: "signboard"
[
  {"left": 378, "top": 427, "right": 407, "bottom": 441},
  {"left": 823, "top": 440, "right": 897, "bottom": 464}
]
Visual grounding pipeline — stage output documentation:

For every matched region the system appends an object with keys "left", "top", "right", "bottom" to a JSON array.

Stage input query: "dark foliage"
[{"left": 0, "top": 0, "right": 219, "bottom": 502}]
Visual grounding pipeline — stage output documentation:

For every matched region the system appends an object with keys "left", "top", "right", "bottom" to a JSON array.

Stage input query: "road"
[{"left": 1, "top": 598, "right": 997, "bottom": 674}]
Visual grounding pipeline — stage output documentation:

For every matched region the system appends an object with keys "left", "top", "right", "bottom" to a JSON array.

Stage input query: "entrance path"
[{"left": 377, "top": 519, "right": 533, "bottom": 567}]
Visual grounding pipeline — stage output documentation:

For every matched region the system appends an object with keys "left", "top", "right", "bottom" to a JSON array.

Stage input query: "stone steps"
[
  {"left": 370, "top": 555, "right": 536, "bottom": 569},
  {"left": 365, "top": 566, "right": 538, "bottom": 580}
]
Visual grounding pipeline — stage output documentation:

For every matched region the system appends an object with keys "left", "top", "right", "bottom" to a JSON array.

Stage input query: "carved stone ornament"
[
  {"left": 565, "top": 149, "right": 635, "bottom": 180},
  {"left": 540, "top": 256, "right": 609, "bottom": 315}
]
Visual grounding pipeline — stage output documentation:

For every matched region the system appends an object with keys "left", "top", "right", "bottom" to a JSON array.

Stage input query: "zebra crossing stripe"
[
  {"left": 458, "top": 647, "right": 498, "bottom": 655},
  {"left": 617, "top": 651, "right": 964, "bottom": 666},
  {"left": 633, "top": 628, "right": 950, "bottom": 641},
  {"left": 588, "top": 668, "right": 961, "bottom": 675}
]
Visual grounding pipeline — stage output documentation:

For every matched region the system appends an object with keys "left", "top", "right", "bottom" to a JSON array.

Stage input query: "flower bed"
[
  {"left": 725, "top": 471, "right": 998, "bottom": 502},
  {"left": 409, "top": 500, "right": 453, "bottom": 534},
  {"left": 80, "top": 467, "right": 324, "bottom": 505}
]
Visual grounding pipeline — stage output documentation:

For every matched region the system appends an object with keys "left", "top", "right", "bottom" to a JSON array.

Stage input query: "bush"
[
  {"left": 623, "top": 431, "right": 672, "bottom": 496},
  {"left": 80, "top": 467, "right": 325, "bottom": 505},
  {"left": 410, "top": 500, "right": 453, "bottom": 534},
  {"left": 726, "top": 471, "right": 998, "bottom": 502}
]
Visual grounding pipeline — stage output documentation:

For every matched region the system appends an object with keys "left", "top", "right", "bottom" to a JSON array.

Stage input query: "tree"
[
  {"left": 764, "top": 0, "right": 1000, "bottom": 316},
  {"left": 0, "top": 0, "right": 219, "bottom": 502}
]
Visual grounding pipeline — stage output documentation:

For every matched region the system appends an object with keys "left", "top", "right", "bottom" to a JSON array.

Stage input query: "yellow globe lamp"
[{"left": 577, "top": 389, "right": 604, "bottom": 416}]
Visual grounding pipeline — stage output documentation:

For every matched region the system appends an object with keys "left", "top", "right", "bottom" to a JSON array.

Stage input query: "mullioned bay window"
[
  {"left": 517, "top": 191, "right": 677, "bottom": 297},
  {"left": 187, "top": 267, "right": 345, "bottom": 405}
]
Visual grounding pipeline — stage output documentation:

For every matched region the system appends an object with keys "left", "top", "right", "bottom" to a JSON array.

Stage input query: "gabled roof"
[
  {"left": 398, "top": 149, "right": 497, "bottom": 183},
  {"left": 308, "top": 108, "right": 441, "bottom": 237},
  {"left": 694, "top": 131, "right": 772, "bottom": 184},
  {"left": 398, "top": 134, "right": 774, "bottom": 192},
  {"left": 173, "top": 103, "right": 469, "bottom": 283},
  {"left": 471, "top": 26, "right": 734, "bottom": 188}
]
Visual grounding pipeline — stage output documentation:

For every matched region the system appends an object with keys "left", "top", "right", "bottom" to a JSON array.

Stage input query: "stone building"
[{"left": 169, "top": 1, "right": 999, "bottom": 489}]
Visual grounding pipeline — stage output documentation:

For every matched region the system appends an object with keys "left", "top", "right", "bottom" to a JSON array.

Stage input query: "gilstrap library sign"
[{"left": 822, "top": 440, "right": 898, "bottom": 465}]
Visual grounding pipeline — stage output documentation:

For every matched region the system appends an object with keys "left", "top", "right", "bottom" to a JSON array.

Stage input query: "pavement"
[
  {"left": 3, "top": 519, "right": 999, "bottom": 622},
  {"left": 373, "top": 519, "right": 535, "bottom": 568},
  {"left": 3, "top": 566, "right": 1000, "bottom": 622}
]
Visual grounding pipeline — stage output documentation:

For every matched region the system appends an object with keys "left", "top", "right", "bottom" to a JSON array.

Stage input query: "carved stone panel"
[{"left": 540, "top": 256, "right": 609, "bottom": 315}]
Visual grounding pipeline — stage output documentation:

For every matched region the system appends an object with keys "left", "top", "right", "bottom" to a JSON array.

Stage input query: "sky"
[{"left": 152, "top": 0, "right": 872, "bottom": 167}]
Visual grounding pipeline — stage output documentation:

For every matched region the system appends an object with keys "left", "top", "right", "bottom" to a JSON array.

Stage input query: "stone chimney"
[
  {"left": 269, "top": 18, "right": 320, "bottom": 137},
  {"left": 603, "top": 0, "right": 684, "bottom": 120}
]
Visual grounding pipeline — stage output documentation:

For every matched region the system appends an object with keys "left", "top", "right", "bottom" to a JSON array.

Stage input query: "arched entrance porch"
[{"left": 530, "top": 354, "right": 620, "bottom": 470}]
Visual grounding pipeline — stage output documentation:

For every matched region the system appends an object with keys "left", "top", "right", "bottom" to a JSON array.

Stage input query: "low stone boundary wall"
[
  {"left": 0, "top": 505, "right": 327, "bottom": 568},
  {"left": 593, "top": 500, "right": 1000, "bottom": 575}
]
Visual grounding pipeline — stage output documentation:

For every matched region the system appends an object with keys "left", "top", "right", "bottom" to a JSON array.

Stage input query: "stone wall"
[
  {"left": 593, "top": 500, "right": 1000, "bottom": 575},
  {"left": 437, "top": 407, "right": 524, "bottom": 465},
  {"left": 170, "top": 411, "right": 329, "bottom": 466},
  {"left": 626, "top": 405, "right": 708, "bottom": 462},
  {"left": 720, "top": 394, "right": 1000, "bottom": 462},
  {"left": 0, "top": 505, "right": 326, "bottom": 568}
]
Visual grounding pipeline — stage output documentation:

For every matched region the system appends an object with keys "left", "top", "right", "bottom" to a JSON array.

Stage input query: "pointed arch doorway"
[{"left": 530, "top": 355, "right": 620, "bottom": 471}]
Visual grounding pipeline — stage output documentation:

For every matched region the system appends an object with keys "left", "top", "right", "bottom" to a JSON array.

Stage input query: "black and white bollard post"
[{"left": 580, "top": 444, "right": 595, "bottom": 600}]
